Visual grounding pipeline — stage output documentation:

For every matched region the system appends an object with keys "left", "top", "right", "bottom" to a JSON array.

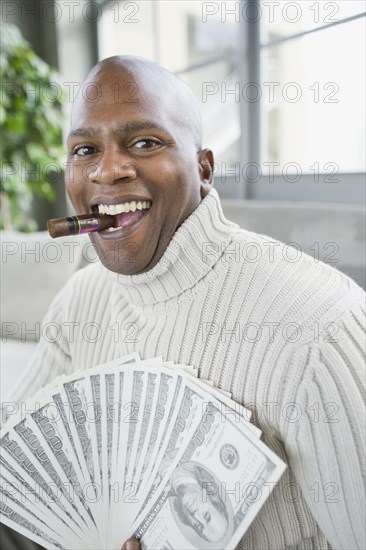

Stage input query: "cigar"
[{"left": 47, "top": 214, "right": 115, "bottom": 238}]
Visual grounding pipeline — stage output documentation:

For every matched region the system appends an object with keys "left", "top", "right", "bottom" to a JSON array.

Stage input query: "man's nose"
[{"left": 87, "top": 153, "right": 136, "bottom": 184}]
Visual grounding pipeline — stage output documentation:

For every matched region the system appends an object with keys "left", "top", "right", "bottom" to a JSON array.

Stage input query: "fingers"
[{"left": 121, "top": 538, "right": 140, "bottom": 550}]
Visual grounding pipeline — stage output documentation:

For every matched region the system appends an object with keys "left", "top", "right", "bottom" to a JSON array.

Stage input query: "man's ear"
[{"left": 198, "top": 148, "right": 215, "bottom": 197}]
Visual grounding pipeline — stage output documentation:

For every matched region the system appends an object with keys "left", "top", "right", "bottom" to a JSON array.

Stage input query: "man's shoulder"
[
  {"left": 230, "top": 226, "right": 360, "bottom": 286},
  {"left": 220, "top": 227, "right": 364, "bottom": 323}
]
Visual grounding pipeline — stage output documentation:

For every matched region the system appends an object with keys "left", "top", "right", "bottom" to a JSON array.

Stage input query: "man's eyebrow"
[
  {"left": 67, "top": 127, "right": 98, "bottom": 139},
  {"left": 67, "top": 122, "right": 169, "bottom": 140},
  {"left": 113, "top": 122, "right": 168, "bottom": 135}
]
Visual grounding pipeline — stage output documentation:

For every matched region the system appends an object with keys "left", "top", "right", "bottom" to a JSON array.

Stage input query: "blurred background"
[{"left": 1, "top": 0, "right": 365, "bottom": 286}]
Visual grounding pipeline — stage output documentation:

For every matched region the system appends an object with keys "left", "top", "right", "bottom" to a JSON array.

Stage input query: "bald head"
[{"left": 73, "top": 55, "right": 203, "bottom": 149}]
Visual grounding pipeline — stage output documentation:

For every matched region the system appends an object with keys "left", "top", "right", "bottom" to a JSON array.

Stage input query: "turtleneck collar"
[{"left": 103, "top": 189, "right": 239, "bottom": 305}]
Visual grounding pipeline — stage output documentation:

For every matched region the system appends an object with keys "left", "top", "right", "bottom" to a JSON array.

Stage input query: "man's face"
[
  {"left": 66, "top": 68, "right": 210, "bottom": 275},
  {"left": 179, "top": 483, "right": 228, "bottom": 542}
]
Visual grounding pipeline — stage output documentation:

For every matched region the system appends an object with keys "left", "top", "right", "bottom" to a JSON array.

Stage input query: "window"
[{"left": 260, "top": 2, "right": 365, "bottom": 171}]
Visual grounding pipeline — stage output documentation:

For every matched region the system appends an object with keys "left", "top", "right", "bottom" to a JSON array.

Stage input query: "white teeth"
[
  {"left": 116, "top": 204, "right": 125, "bottom": 214},
  {"left": 106, "top": 227, "right": 120, "bottom": 232},
  {"left": 97, "top": 200, "right": 151, "bottom": 215}
]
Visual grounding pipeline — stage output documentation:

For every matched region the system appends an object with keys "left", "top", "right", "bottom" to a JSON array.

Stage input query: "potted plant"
[{"left": 0, "top": 22, "right": 65, "bottom": 231}]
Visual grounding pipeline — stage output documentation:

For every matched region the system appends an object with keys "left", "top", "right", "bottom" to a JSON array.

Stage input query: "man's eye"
[
  {"left": 195, "top": 521, "right": 203, "bottom": 534},
  {"left": 73, "top": 146, "right": 95, "bottom": 156},
  {"left": 204, "top": 510, "right": 211, "bottom": 522},
  {"left": 132, "top": 139, "right": 161, "bottom": 149}
]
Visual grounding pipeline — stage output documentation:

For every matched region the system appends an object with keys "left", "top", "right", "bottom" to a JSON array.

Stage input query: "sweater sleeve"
[{"left": 279, "top": 301, "right": 365, "bottom": 549}]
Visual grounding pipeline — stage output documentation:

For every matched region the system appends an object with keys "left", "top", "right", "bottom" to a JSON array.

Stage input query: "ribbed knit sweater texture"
[{"left": 12, "top": 189, "right": 365, "bottom": 550}]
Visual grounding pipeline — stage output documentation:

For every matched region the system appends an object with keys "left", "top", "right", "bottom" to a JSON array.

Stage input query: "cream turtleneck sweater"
[{"left": 11, "top": 189, "right": 365, "bottom": 549}]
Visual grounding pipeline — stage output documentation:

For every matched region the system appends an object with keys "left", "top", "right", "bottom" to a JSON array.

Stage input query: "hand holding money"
[{"left": 0, "top": 353, "right": 286, "bottom": 549}]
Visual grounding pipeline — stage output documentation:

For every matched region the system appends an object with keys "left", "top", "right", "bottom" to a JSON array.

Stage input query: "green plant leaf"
[{"left": 0, "top": 22, "right": 66, "bottom": 230}]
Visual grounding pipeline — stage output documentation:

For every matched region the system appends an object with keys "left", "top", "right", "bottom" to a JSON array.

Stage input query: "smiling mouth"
[{"left": 92, "top": 200, "right": 152, "bottom": 232}]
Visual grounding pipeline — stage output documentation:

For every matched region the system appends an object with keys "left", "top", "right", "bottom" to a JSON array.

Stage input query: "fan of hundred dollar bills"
[{"left": 0, "top": 353, "right": 286, "bottom": 549}]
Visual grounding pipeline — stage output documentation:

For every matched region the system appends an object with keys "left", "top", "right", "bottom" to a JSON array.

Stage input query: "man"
[{"left": 5, "top": 55, "right": 366, "bottom": 549}]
